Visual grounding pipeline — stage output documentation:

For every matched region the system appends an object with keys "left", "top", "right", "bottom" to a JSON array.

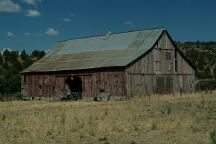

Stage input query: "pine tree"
[
  {"left": 0, "top": 53, "right": 3, "bottom": 65},
  {"left": 31, "top": 50, "right": 45, "bottom": 60},
  {"left": 21, "top": 50, "right": 29, "bottom": 61},
  {"left": 2, "top": 62, "right": 9, "bottom": 70},
  {"left": 3, "top": 49, "right": 10, "bottom": 62}
]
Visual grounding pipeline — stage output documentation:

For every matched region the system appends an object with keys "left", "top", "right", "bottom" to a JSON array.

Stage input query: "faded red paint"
[{"left": 21, "top": 69, "right": 126, "bottom": 98}]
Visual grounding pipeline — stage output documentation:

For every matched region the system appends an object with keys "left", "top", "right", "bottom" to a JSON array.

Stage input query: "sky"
[{"left": 0, "top": 0, "right": 216, "bottom": 52}]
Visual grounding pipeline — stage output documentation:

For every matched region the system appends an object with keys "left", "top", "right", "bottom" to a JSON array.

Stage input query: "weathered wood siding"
[
  {"left": 22, "top": 32, "right": 195, "bottom": 99},
  {"left": 125, "top": 49, "right": 155, "bottom": 97},
  {"left": 126, "top": 32, "right": 195, "bottom": 97},
  {"left": 22, "top": 70, "right": 126, "bottom": 98},
  {"left": 173, "top": 52, "right": 195, "bottom": 93}
]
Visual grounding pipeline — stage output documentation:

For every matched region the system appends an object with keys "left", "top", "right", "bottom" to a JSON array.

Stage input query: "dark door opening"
[{"left": 65, "top": 75, "right": 82, "bottom": 100}]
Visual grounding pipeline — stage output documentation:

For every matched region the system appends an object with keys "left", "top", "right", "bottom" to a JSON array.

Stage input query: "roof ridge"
[{"left": 57, "top": 27, "right": 166, "bottom": 43}]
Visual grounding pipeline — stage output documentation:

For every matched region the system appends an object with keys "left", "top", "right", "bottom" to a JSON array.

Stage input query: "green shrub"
[
  {"left": 195, "top": 79, "right": 216, "bottom": 91},
  {"left": 151, "top": 122, "right": 158, "bottom": 130},
  {"left": 210, "top": 130, "right": 216, "bottom": 144},
  {"left": 0, "top": 92, "right": 23, "bottom": 102},
  {"left": 167, "top": 106, "right": 172, "bottom": 115},
  {"left": 15, "top": 92, "right": 23, "bottom": 99}
]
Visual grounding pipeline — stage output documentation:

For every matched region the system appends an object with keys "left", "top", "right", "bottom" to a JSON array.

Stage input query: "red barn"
[{"left": 21, "top": 28, "right": 195, "bottom": 100}]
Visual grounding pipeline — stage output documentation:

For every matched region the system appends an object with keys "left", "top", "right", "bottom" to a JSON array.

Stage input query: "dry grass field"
[{"left": 0, "top": 92, "right": 216, "bottom": 144}]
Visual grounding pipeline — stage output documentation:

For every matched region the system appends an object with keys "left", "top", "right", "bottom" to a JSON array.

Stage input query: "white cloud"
[
  {"left": 0, "top": 0, "right": 21, "bottom": 13},
  {"left": 36, "top": 33, "right": 43, "bottom": 36},
  {"left": 6, "top": 32, "right": 14, "bottom": 37},
  {"left": 26, "top": 9, "right": 40, "bottom": 17},
  {"left": 62, "top": 13, "right": 76, "bottom": 23},
  {"left": 45, "top": 28, "right": 59, "bottom": 36},
  {"left": 24, "top": 32, "right": 32, "bottom": 36},
  {"left": 63, "top": 17, "right": 71, "bottom": 22},
  {"left": 125, "top": 21, "right": 134, "bottom": 28},
  {"left": 70, "top": 13, "right": 76, "bottom": 17},
  {"left": 22, "top": 0, "right": 42, "bottom": 5}
]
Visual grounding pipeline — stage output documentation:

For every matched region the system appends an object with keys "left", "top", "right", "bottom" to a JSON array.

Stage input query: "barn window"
[{"left": 165, "top": 52, "right": 172, "bottom": 60}]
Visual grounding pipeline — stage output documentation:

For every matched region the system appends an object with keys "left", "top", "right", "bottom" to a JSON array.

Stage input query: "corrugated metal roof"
[{"left": 23, "top": 28, "right": 165, "bottom": 73}]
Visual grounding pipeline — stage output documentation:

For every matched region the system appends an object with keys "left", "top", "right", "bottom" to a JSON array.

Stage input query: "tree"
[
  {"left": 22, "top": 59, "right": 34, "bottom": 69},
  {"left": 20, "top": 50, "right": 29, "bottom": 61},
  {"left": 3, "top": 49, "right": 19, "bottom": 63},
  {"left": 2, "top": 62, "right": 9, "bottom": 69},
  {"left": 0, "top": 77, "right": 5, "bottom": 94},
  {"left": 0, "top": 53, "right": 3, "bottom": 65},
  {"left": 10, "top": 51, "right": 19, "bottom": 64},
  {"left": 214, "top": 67, "right": 216, "bottom": 79},
  {"left": 0, "top": 49, "right": 45, "bottom": 95},
  {"left": 4, "top": 67, "right": 21, "bottom": 93},
  {"left": 13, "top": 60, "right": 23, "bottom": 71},
  {"left": 3, "top": 49, "right": 10, "bottom": 62},
  {"left": 31, "top": 50, "right": 45, "bottom": 60}
]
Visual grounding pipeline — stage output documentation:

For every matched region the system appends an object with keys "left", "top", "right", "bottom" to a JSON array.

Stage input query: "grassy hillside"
[{"left": 0, "top": 93, "right": 216, "bottom": 144}]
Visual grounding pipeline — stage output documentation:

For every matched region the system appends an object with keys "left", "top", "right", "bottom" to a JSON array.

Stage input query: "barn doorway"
[{"left": 65, "top": 75, "right": 82, "bottom": 100}]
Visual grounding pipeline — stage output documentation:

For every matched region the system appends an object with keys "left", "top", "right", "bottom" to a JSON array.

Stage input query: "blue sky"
[{"left": 0, "top": 0, "right": 216, "bottom": 52}]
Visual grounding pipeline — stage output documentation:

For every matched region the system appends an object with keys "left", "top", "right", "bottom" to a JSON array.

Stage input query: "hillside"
[
  {"left": 177, "top": 41, "right": 216, "bottom": 79},
  {"left": 177, "top": 41, "right": 216, "bottom": 91}
]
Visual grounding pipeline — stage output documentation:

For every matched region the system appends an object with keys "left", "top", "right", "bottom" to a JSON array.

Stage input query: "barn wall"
[
  {"left": 21, "top": 69, "right": 126, "bottom": 98},
  {"left": 125, "top": 49, "right": 155, "bottom": 97},
  {"left": 173, "top": 52, "right": 195, "bottom": 92},
  {"left": 126, "top": 32, "right": 195, "bottom": 97}
]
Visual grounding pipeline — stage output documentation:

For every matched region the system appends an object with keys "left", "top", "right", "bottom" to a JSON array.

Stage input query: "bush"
[
  {"left": 151, "top": 122, "right": 158, "bottom": 130},
  {"left": 195, "top": 79, "right": 216, "bottom": 91},
  {"left": 15, "top": 92, "right": 23, "bottom": 99},
  {"left": 0, "top": 93, "right": 23, "bottom": 102},
  {"left": 167, "top": 106, "right": 172, "bottom": 115},
  {"left": 210, "top": 130, "right": 216, "bottom": 144}
]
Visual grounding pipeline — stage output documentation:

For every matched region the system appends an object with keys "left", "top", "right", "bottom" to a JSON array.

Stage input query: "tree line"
[
  {"left": 177, "top": 41, "right": 216, "bottom": 91},
  {"left": 1, "top": 41, "right": 216, "bottom": 95},
  {"left": 0, "top": 49, "right": 45, "bottom": 95}
]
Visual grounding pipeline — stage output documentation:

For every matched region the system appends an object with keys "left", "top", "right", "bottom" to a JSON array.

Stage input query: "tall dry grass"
[{"left": 0, "top": 92, "right": 216, "bottom": 144}]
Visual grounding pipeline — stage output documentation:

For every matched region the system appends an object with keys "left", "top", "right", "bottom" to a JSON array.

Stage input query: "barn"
[{"left": 21, "top": 28, "right": 196, "bottom": 100}]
